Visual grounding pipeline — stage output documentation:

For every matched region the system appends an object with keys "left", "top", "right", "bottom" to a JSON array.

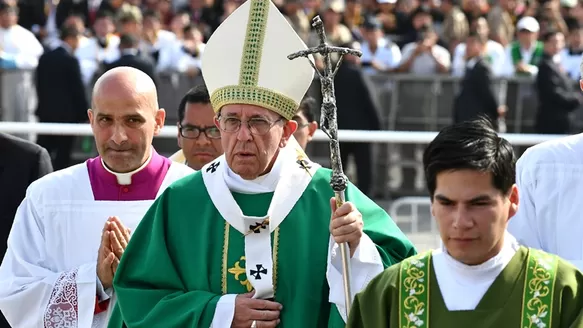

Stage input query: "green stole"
[
  {"left": 398, "top": 247, "right": 559, "bottom": 328},
  {"left": 510, "top": 41, "right": 543, "bottom": 70}
]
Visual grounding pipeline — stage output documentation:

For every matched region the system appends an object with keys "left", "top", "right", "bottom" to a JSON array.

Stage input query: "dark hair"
[
  {"left": 66, "top": 12, "right": 86, "bottom": 22},
  {"left": 0, "top": 1, "right": 17, "bottom": 14},
  {"left": 183, "top": 24, "right": 200, "bottom": 35},
  {"left": 542, "top": 29, "right": 561, "bottom": 42},
  {"left": 467, "top": 30, "right": 487, "bottom": 44},
  {"left": 566, "top": 17, "right": 582, "bottom": 32},
  {"left": 119, "top": 33, "right": 138, "bottom": 47},
  {"left": 412, "top": 6, "right": 432, "bottom": 18},
  {"left": 95, "top": 10, "right": 113, "bottom": 21},
  {"left": 60, "top": 25, "right": 81, "bottom": 40},
  {"left": 178, "top": 84, "right": 211, "bottom": 123},
  {"left": 423, "top": 117, "right": 516, "bottom": 197},
  {"left": 143, "top": 9, "right": 160, "bottom": 20},
  {"left": 295, "top": 96, "right": 317, "bottom": 122}
]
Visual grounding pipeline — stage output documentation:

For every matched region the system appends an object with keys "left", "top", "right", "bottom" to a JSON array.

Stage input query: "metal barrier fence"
[
  {"left": 0, "top": 70, "right": 577, "bottom": 199},
  {"left": 3, "top": 70, "right": 575, "bottom": 252}
]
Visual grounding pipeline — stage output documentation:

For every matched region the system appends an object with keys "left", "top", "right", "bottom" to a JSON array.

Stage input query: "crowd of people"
[
  {"left": 2, "top": 0, "right": 583, "bottom": 79},
  {"left": 3, "top": 0, "right": 583, "bottom": 327},
  {"left": 0, "top": 0, "right": 582, "bottom": 187}
]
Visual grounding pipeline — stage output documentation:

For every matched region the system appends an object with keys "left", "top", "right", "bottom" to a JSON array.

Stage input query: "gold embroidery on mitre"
[
  {"left": 211, "top": 85, "right": 298, "bottom": 120},
  {"left": 228, "top": 256, "right": 253, "bottom": 292}
]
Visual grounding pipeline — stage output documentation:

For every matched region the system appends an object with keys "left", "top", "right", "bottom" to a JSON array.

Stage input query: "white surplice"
[
  {"left": 201, "top": 137, "right": 384, "bottom": 327},
  {"left": 507, "top": 133, "right": 583, "bottom": 271},
  {"left": 0, "top": 161, "right": 193, "bottom": 328}
]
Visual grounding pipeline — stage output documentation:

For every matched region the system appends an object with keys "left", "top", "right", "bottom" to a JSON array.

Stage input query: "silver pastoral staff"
[{"left": 288, "top": 15, "right": 362, "bottom": 315}]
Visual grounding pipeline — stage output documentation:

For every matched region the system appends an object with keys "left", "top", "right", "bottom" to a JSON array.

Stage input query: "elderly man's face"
[
  {"left": 215, "top": 104, "right": 297, "bottom": 179},
  {"left": 89, "top": 80, "right": 165, "bottom": 173}
]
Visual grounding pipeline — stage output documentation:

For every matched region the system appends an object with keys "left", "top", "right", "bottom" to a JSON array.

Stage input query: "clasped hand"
[
  {"left": 232, "top": 291, "right": 282, "bottom": 328},
  {"left": 96, "top": 216, "right": 131, "bottom": 289},
  {"left": 329, "top": 198, "right": 364, "bottom": 257}
]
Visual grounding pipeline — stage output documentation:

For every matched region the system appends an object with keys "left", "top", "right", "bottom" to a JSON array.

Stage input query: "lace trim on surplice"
[{"left": 43, "top": 268, "right": 79, "bottom": 328}]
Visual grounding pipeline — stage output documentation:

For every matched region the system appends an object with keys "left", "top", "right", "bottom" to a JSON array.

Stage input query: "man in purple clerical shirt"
[{"left": 0, "top": 66, "right": 193, "bottom": 328}]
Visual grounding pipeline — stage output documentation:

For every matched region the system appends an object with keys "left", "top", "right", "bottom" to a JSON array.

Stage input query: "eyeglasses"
[
  {"left": 179, "top": 124, "right": 221, "bottom": 139},
  {"left": 218, "top": 116, "right": 283, "bottom": 135}
]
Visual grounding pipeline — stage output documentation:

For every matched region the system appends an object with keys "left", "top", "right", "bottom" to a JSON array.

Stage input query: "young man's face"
[
  {"left": 292, "top": 111, "right": 317, "bottom": 150},
  {"left": 431, "top": 169, "right": 518, "bottom": 265}
]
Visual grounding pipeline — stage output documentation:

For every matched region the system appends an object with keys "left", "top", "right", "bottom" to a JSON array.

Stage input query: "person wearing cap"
[
  {"left": 360, "top": 15, "right": 401, "bottom": 74},
  {"left": 107, "top": 0, "right": 416, "bottom": 327},
  {"left": 503, "top": 16, "right": 543, "bottom": 76},
  {"left": 346, "top": 117, "right": 583, "bottom": 328}
]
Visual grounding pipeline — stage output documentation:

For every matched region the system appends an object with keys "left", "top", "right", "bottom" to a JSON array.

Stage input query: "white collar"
[
  {"left": 201, "top": 136, "right": 320, "bottom": 233},
  {"left": 101, "top": 150, "right": 153, "bottom": 185},
  {"left": 121, "top": 48, "right": 139, "bottom": 56},
  {"left": 224, "top": 149, "right": 285, "bottom": 194},
  {"left": 466, "top": 57, "right": 479, "bottom": 69},
  {"left": 436, "top": 231, "right": 519, "bottom": 278},
  {"left": 61, "top": 41, "right": 74, "bottom": 55}
]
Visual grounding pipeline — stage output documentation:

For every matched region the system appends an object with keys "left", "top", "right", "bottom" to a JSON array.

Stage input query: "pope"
[{"left": 108, "top": 0, "right": 416, "bottom": 327}]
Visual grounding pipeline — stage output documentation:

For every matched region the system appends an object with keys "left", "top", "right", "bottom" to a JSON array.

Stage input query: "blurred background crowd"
[{"left": 0, "top": 0, "right": 582, "bottom": 240}]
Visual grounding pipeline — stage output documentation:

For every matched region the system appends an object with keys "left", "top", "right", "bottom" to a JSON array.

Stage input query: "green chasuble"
[
  {"left": 108, "top": 141, "right": 416, "bottom": 328},
  {"left": 347, "top": 246, "right": 583, "bottom": 328}
]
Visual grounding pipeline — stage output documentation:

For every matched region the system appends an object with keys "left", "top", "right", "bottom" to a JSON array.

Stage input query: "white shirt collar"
[
  {"left": 101, "top": 149, "right": 153, "bottom": 185},
  {"left": 438, "top": 231, "right": 520, "bottom": 278},
  {"left": 466, "top": 57, "right": 479, "bottom": 69},
  {"left": 121, "top": 48, "right": 139, "bottom": 56}
]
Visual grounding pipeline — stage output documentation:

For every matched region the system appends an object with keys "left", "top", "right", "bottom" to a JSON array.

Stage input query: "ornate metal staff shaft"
[{"left": 288, "top": 15, "right": 362, "bottom": 316}]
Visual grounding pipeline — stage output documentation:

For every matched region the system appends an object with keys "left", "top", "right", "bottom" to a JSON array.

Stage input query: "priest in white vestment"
[
  {"left": 507, "top": 61, "right": 583, "bottom": 270},
  {"left": 507, "top": 132, "right": 583, "bottom": 270},
  {"left": 0, "top": 67, "right": 193, "bottom": 328}
]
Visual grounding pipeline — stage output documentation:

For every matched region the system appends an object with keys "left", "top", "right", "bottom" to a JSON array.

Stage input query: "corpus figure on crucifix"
[{"left": 108, "top": 1, "right": 416, "bottom": 327}]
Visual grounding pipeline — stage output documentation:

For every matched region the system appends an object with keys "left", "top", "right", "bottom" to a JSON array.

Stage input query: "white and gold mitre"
[{"left": 200, "top": 0, "right": 315, "bottom": 120}]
